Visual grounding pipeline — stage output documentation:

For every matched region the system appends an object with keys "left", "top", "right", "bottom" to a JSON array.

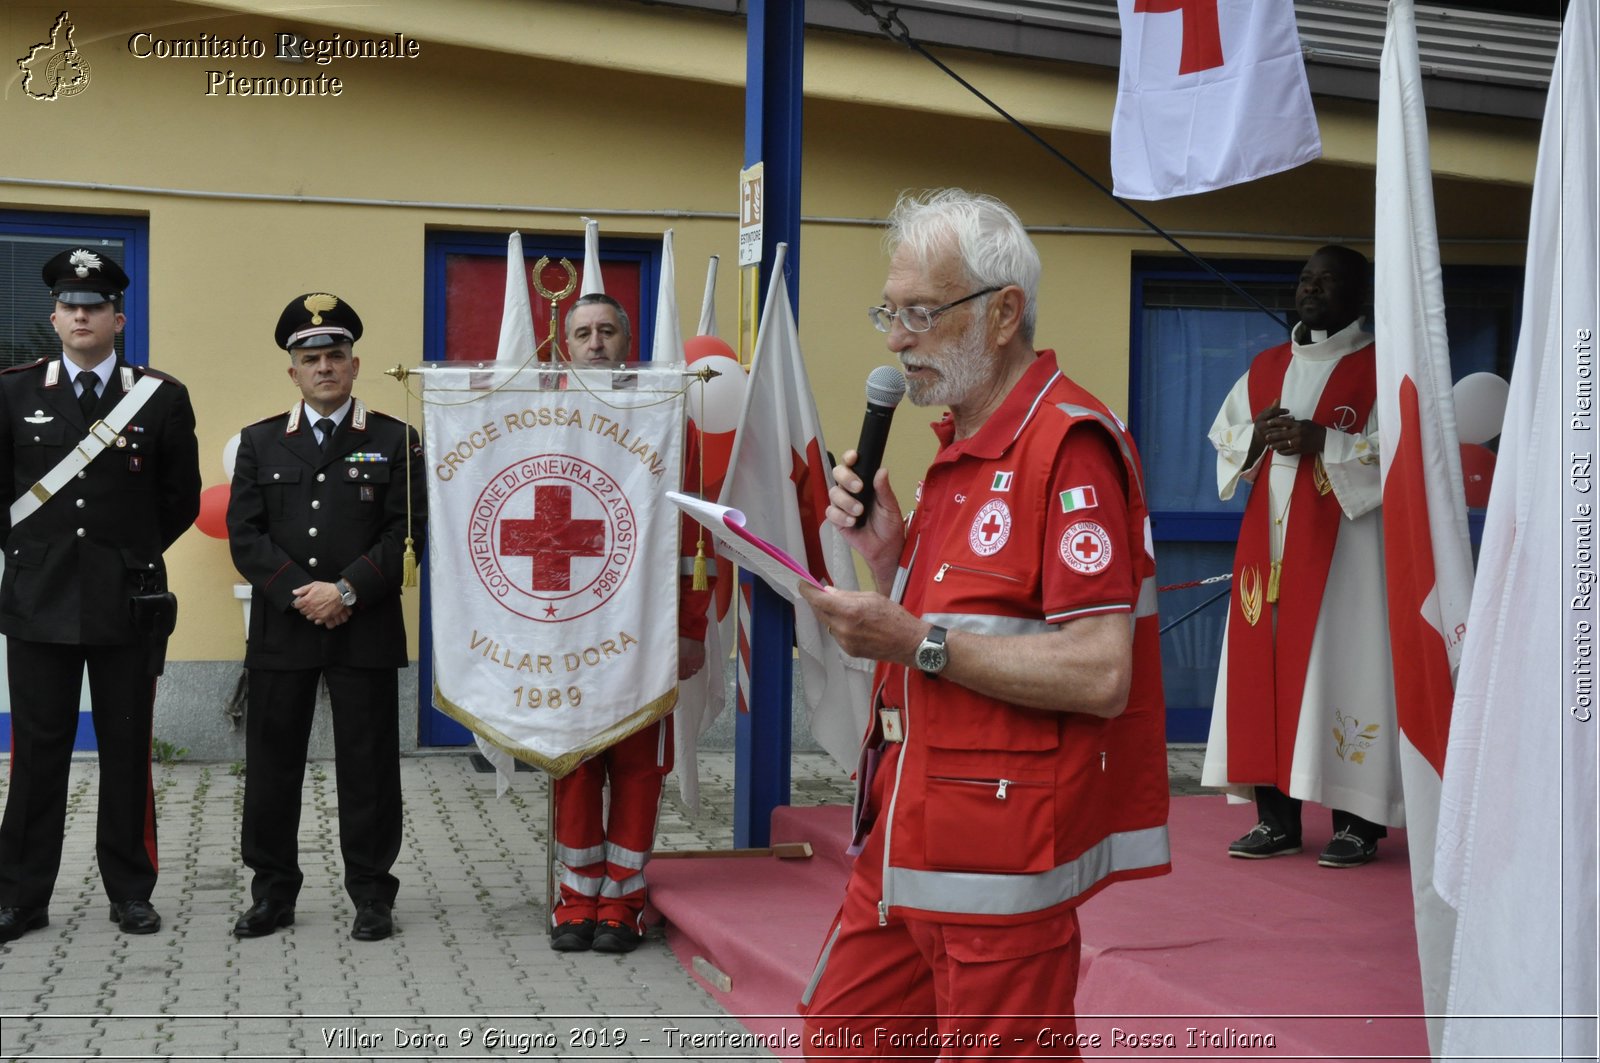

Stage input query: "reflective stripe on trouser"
[
  {"left": 799, "top": 806, "right": 1085, "bottom": 1059},
  {"left": 550, "top": 718, "right": 669, "bottom": 928}
]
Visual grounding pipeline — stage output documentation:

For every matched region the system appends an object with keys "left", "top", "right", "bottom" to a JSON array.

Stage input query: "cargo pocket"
[{"left": 924, "top": 771, "right": 1054, "bottom": 874}]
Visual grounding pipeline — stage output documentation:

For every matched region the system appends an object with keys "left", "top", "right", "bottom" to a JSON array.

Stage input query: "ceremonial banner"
[
  {"left": 1439, "top": 1, "right": 1599, "bottom": 1057},
  {"left": 1111, "top": 0, "right": 1320, "bottom": 200},
  {"left": 1373, "top": 0, "right": 1473, "bottom": 1046},
  {"left": 424, "top": 364, "right": 686, "bottom": 777}
]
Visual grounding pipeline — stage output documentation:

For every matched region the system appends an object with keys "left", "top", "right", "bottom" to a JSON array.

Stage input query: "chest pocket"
[
  {"left": 339, "top": 463, "right": 390, "bottom": 497},
  {"left": 17, "top": 421, "right": 69, "bottom": 448},
  {"left": 256, "top": 466, "right": 302, "bottom": 521}
]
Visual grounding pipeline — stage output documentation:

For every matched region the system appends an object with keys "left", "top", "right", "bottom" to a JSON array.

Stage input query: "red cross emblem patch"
[
  {"left": 969, "top": 499, "right": 1012, "bottom": 557},
  {"left": 1060, "top": 520, "right": 1113, "bottom": 575},
  {"left": 468, "top": 454, "right": 637, "bottom": 622}
]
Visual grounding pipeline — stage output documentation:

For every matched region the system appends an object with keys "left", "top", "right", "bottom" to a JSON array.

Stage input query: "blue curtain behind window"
[{"left": 1138, "top": 307, "right": 1287, "bottom": 515}]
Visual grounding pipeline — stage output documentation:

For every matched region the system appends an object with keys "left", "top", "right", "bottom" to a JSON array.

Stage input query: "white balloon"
[
  {"left": 222, "top": 433, "right": 242, "bottom": 480},
  {"left": 1453, "top": 372, "right": 1510, "bottom": 445},
  {"left": 688, "top": 354, "right": 747, "bottom": 435}
]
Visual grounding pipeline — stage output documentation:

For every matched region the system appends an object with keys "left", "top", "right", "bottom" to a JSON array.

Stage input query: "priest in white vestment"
[{"left": 1201, "top": 246, "right": 1404, "bottom": 868}]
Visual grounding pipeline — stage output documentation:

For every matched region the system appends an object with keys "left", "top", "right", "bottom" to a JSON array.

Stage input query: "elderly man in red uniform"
[{"left": 797, "top": 189, "right": 1171, "bottom": 1056}]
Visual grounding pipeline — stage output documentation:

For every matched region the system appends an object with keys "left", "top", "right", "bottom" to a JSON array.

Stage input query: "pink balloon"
[
  {"left": 1459, "top": 444, "right": 1496, "bottom": 509},
  {"left": 195, "top": 483, "right": 231, "bottom": 539},
  {"left": 685, "top": 334, "right": 737, "bottom": 363}
]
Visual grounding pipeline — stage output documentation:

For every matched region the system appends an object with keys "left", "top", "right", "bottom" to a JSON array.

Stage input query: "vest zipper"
[{"left": 933, "top": 562, "right": 1025, "bottom": 583}]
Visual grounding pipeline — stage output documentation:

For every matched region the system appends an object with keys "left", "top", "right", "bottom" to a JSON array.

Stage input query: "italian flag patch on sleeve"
[
  {"left": 991, "top": 471, "right": 1013, "bottom": 492},
  {"left": 1059, "top": 485, "right": 1098, "bottom": 513}
]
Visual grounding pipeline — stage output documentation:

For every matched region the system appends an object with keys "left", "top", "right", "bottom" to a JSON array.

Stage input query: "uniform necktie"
[
  {"left": 77, "top": 371, "right": 99, "bottom": 419},
  {"left": 316, "top": 417, "right": 336, "bottom": 452}
]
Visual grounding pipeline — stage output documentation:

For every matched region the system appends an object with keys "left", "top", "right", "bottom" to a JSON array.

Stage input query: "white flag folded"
[
  {"left": 1373, "top": 1, "right": 1474, "bottom": 1049},
  {"left": 719, "top": 246, "right": 872, "bottom": 771},
  {"left": 1437, "top": 1, "right": 1599, "bottom": 1058}
]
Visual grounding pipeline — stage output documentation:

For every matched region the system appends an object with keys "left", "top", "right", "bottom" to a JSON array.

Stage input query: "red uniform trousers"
[
  {"left": 800, "top": 744, "right": 1084, "bottom": 1061},
  {"left": 551, "top": 715, "right": 672, "bottom": 931}
]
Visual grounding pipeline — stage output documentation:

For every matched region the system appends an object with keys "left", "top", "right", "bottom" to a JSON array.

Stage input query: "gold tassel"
[
  {"left": 403, "top": 537, "right": 419, "bottom": 588},
  {"left": 1266, "top": 559, "right": 1281, "bottom": 604},
  {"left": 692, "top": 536, "right": 709, "bottom": 591}
]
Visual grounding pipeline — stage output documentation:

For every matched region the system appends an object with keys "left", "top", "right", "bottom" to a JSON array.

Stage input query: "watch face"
[{"left": 917, "top": 643, "right": 945, "bottom": 673}]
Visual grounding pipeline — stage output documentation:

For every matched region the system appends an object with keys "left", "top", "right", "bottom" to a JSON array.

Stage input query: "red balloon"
[
  {"left": 1459, "top": 444, "right": 1496, "bottom": 509},
  {"left": 685, "top": 334, "right": 736, "bottom": 363},
  {"left": 195, "top": 483, "right": 231, "bottom": 539}
]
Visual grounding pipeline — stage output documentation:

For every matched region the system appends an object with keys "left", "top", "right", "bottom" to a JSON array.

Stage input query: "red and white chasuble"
[
  {"left": 423, "top": 364, "right": 686, "bottom": 777},
  {"left": 1200, "top": 319, "right": 1405, "bottom": 828}
]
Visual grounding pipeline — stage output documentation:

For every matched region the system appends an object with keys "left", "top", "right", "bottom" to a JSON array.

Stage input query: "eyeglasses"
[{"left": 867, "top": 287, "right": 1001, "bottom": 334}]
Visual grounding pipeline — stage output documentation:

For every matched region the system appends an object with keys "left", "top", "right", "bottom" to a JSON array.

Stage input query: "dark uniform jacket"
[
  {"left": 227, "top": 399, "right": 426, "bottom": 670},
  {"left": 0, "top": 358, "right": 201, "bottom": 644}
]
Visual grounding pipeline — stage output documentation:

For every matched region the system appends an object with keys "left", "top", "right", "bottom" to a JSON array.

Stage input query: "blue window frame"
[
  {"left": 1129, "top": 255, "right": 1522, "bottom": 742},
  {"left": 0, "top": 209, "right": 150, "bottom": 369},
  {"left": 415, "top": 229, "right": 664, "bottom": 746}
]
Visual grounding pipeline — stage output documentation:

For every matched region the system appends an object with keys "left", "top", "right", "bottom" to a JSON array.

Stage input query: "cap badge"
[
  {"left": 303, "top": 293, "right": 339, "bottom": 325},
  {"left": 69, "top": 249, "right": 102, "bottom": 278}
]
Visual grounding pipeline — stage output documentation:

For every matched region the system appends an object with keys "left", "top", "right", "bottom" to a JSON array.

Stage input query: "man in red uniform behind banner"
[
  {"left": 1201, "top": 246, "right": 1402, "bottom": 869},
  {"left": 796, "top": 189, "right": 1171, "bottom": 1056},
  {"left": 548, "top": 293, "right": 714, "bottom": 954}
]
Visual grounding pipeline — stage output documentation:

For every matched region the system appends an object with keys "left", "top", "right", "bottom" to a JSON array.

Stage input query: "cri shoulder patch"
[
  {"left": 969, "top": 498, "right": 1011, "bottom": 556},
  {"left": 1060, "top": 520, "right": 1113, "bottom": 575}
]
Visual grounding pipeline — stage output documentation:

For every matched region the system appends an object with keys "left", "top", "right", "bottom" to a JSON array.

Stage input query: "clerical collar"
[{"left": 1291, "top": 317, "right": 1371, "bottom": 361}]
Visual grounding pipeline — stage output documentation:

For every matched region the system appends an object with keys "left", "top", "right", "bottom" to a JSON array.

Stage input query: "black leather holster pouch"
[{"left": 129, "top": 592, "right": 179, "bottom": 676}]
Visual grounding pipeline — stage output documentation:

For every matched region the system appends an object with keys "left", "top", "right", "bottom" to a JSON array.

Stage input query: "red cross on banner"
[
  {"left": 499, "top": 484, "right": 606, "bottom": 592},
  {"left": 1133, "top": 0, "right": 1222, "bottom": 75}
]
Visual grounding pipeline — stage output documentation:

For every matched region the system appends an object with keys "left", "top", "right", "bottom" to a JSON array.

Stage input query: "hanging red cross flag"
[
  {"left": 423, "top": 365, "right": 686, "bottom": 777},
  {"left": 1111, "top": 0, "right": 1320, "bottom": 200}
]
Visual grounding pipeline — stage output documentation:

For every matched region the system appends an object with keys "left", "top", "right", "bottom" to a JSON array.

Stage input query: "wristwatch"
[
  {"left": 335, "top": 579, "right": 358, "bottom": 607},
  {"left": 915, "top": 625, "right": 949, "bottom": 680}
]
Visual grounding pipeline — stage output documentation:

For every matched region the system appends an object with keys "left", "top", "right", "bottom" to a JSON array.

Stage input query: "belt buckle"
[
  {"left": 90, "top": 419, "right": 120, "bottom": 447},
  {"left": 878, "top": 707, "right": 904, "bottom": 743}
]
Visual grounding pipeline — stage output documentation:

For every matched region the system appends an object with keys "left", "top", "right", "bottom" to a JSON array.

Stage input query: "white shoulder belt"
[{"left": 9, "top": 374, "right": 165, "bottom": 527}]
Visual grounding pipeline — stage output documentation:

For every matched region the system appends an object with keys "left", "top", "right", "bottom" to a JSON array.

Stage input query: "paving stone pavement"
[{"left": 0, "top": 746, "right": 1206, "bottom": 1061}]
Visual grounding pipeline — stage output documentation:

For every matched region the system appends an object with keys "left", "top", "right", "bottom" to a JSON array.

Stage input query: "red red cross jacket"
[{"left": 856, "top": 352, "right": 1171, "bottom": 925}]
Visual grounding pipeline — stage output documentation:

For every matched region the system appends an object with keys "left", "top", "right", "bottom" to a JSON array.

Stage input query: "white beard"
[{"left": 902, "top": 312, "right": 989, "bottom": 408}]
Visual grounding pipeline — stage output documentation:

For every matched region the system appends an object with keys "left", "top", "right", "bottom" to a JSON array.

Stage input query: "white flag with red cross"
[
  {"left": 423, "top": 365, "right": 685, "bottom": 777},
  {"left": 1111, "top": 0, "right": 1321, "bottom": 200},
  {"left": 1373, "top": 0, "right": 1475, "bottom": 1047}
]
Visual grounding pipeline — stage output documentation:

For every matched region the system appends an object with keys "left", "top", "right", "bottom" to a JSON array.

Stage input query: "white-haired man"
[{"left": 796, "top": 189, "right": 1171, "bottom": 1054}]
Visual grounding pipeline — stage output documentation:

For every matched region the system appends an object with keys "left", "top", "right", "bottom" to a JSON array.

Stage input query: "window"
[
  {"left": 424, "top": 230, "right": 661, "bottom": 365},
  {"left": 1130, "top": 255, "right": 1522, "bottom": 741},
  {"left": 0, "top": 210, "right": 149, "bottom": 369}
]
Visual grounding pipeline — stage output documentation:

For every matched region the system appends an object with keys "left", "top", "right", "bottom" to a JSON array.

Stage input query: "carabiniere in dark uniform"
[
  {"left": 0, "top": 248, "right": 201, "bottom": 944},
  {"left": 226, "top": 292, "right": 425, "bottom": 943}
]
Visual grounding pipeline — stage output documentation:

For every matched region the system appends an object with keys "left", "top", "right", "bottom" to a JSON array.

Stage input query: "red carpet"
[{"left": 648, "top": 797, "right": 1429, "bottom": 1060}]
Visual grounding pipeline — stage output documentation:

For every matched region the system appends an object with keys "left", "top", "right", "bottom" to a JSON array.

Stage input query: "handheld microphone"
[{"left": 850, "top": 365, "right": 906, "bottom": 525}]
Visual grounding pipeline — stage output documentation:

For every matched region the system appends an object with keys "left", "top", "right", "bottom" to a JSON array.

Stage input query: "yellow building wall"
[{"left": 2, "top": 0, "right": 1539, "bottom": 666}]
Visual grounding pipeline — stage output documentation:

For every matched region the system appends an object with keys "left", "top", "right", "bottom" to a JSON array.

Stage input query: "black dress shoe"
[
  {"left": 351, "top": 900, "right": 393, "bottom": 942},
  {"left": 233, "top": 899, "right": 295, "bottom": 938},
  {"left": 109, "top": 900, "right": 161, "bottom": 935},
  {"left": 0, "top": 906, "right": 49, "bottom": 943}
]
